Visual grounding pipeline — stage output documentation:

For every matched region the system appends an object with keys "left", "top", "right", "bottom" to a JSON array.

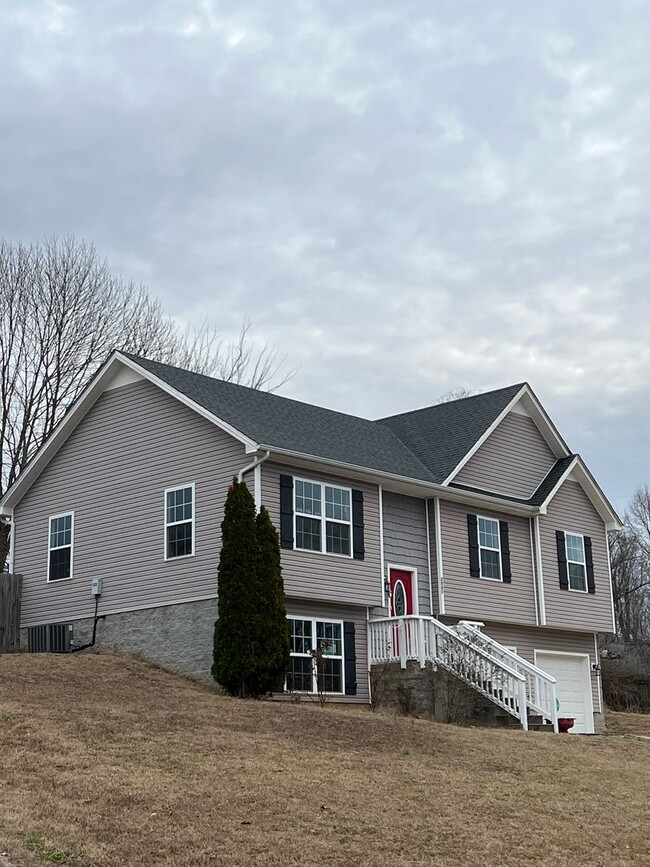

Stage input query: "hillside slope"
[{"left": 0, "top": 652, "right": 648, "bottom": 867}]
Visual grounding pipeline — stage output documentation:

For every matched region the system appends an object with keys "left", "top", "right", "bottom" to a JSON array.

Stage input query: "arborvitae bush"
[
  {"left": 212, "top": 481, "right": 289, "bottom": 697},
  {"left": 254, "top": 506, "right": 290, "bottom": 694},
  {"left": 212, "top": 479, "right": 260, "bottom": 697}
]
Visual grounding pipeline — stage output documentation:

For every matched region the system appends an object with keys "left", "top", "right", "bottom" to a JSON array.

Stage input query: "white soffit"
[{"left": 104, "top": 364, "right": 145, "bottom": 391}]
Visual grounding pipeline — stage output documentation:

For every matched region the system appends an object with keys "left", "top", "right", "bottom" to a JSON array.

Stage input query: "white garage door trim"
[{"left": 534, "top": 650, "right": 594, "bottom": 735}]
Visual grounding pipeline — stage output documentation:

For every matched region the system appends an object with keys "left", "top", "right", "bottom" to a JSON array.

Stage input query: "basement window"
[
  {"left": 286, "top": 617, "right": 344, "bottom": 694},
  {"left": 48, "top": 513, "right": 73, "bottom": 581}
]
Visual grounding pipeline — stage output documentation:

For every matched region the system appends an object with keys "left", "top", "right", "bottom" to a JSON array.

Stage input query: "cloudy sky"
[{"left": 2, "top": 1, "right": 649, "bottom": 511}]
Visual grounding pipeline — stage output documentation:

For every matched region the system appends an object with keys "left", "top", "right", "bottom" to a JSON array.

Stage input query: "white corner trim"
[
  {"left": 593, "top": 633, "right": 603, "bottom": 713},
  {"left": 434, "top": 497, "right": 445, "bottom": 615},
  {"left": 529, "top": 518, "right": 540, "bottom": 627},
  {"left": 378, "top": 484, "right": 386, "bottom": 608},
  {"left": 442, "top": 386, "right": 528, "bottom": 485},
  {"left": 605, "top": 528, "right": 616, "bottom": 634},
  {"left": 533, "top": 515, "right": 547, "bottom": 626},
  {"left": 425, "top": 498, "right": 434, "bottom": 617}
]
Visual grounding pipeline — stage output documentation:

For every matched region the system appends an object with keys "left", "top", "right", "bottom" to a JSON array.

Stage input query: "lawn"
[{"left": 0, "top": 653, "right": 648, "bottom": 867}]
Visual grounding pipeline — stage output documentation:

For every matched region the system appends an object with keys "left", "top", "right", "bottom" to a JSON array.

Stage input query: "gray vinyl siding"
[
  {"left": 438, "top": 499, "right": 537, "bottom": 626},
  {"left": 15, "top": 379, "right": 247, "bottom": 627},
  {"left": 442, "top": 618, "right": 601, "bottom": 714},
  {"left": 285, "top": 599, "right": 369, "bottom": 703},
  {"left": 380, "top": 491, "right": 432, "bottom": 617},
  {"left": 539, "top": 480, "right": 615, "bottom": 633},
  {"left": 261, "top": 462, "right": 382, "bottom": 608},
  {"left": 455, "top": 411, "right": 556, "bottom": 499}
]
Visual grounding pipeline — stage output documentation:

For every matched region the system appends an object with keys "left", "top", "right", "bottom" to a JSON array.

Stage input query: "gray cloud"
[{"left": 2, "top": 0, "right": 650, "bottom": 511}]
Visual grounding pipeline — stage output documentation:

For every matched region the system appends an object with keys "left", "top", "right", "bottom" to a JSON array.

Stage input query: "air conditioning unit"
[{"left": 28, "top": 623, "right": 72, "bottom": 653}]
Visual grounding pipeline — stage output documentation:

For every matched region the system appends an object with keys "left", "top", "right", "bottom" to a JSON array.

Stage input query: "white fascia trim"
[
  {"left": 443, "top": 384, "right": 571, "bottom": 487},
  {"left": 538, "top": 455, "right": 623, "bottom": 531},
  {"left": 442, "top": 386, "right": 527, "bottom": 485},
  {"left": 0, "top": 352, "right": 259, "bottom": 511},
  {"left": 115, "top": 353, "right": 258, "bottom": 452},
  {"left": 259, "top": 444, "right": 539, "bottom": 518}
]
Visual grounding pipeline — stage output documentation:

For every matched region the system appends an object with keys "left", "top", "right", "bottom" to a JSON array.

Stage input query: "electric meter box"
[{"left": 91, "top": 578, "right": 102, "bottom": 596}]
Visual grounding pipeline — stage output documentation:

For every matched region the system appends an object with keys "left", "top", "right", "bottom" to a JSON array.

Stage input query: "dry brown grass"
[
  {"left": 0, "top": 652, "right": 648, "bottom": 867},
  {"left": 605, "top": 709, "right": 650, "bottom": 738}
]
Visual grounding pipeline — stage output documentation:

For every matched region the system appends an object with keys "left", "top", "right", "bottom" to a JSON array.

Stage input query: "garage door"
[{"left": 535, "top": 652, "right": 594, "bottom": 734}]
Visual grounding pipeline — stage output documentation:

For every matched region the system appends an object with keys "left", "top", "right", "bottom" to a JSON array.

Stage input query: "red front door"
[{"left": 389, "top": 568, "right": 415, "bottom": 617}]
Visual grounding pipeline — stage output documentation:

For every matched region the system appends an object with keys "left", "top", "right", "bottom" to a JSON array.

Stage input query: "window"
[
  {"left": 565, "top": 533, "right": 587, "bottom": 592},
  {"left": 165, "top": 485, "right": 194, "bottom": 559},
  {"left": 48, "top": 513, "right": 73, "bottom": 581},
  {"left": 478, "top": 516, "right": 501, "bottom": 581},
  {"left": 294, "top": 479, "right": 351, "bottom": 557},
  {"left": 286, "top": 617, "right": 344, "bottom": 694}
]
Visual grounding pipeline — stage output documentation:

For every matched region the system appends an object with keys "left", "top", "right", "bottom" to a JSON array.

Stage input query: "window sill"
[
  {"left": 164, "top": 553, "right": 196, "bottom": 562},
  {"left": 292, "top": 547, "right": 353, "bottom": 560},
  {"left": 46, "top": 576, "right": 73, "bottom": 584}
]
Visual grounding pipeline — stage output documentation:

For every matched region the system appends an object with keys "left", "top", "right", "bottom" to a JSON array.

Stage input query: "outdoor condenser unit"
[{"left": 27, "top": 623, "right": 72, "bottom": 653}]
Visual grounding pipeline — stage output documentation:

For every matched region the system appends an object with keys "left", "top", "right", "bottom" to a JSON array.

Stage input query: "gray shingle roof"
[
  {"left": 123, "top": 353, "right": 526, "bottom": 486},
  {"left": 449, "top": 455, "right": 576, "bottom": 507},
  {"left": 122, "top": 354, "right": 436, "bottom": 481},
  {"left": 377, "top": 384, "right": 526, "bottom": 483}
]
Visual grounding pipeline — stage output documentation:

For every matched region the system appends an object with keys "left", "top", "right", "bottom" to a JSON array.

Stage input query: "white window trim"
[
  {"left": 286, "top": 616, "right": 345, "bottom": 695},
  {"left": 564, "top": 530, "right": 588, "bottom": 593},
  {"left": 164, "top": 483, "right": 196, "bottom": 561},
  {"left": 477, "top": 514, "right": 502, "bottom": 582},
  {"left": 293, "top": 476, "right": 353, "bottom": 559},
  {"left": 46, "top": 511, "right": 74, "bottom": 583}
]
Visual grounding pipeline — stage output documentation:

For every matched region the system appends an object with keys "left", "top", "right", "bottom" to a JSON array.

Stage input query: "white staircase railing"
[
  {"left": 455, "top": 621, "right": 559, "bottom": 732},
  {"left": 368, "top": 616, "right": 530, "bottom": 730}
]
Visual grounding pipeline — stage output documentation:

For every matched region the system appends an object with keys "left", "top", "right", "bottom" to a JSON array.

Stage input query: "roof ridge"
[
  {"left": 376, "top": 382, "right": 527, "bottom": 422},
  {"left": 120, "top": 351, "right": 379, "bottom": 425}
]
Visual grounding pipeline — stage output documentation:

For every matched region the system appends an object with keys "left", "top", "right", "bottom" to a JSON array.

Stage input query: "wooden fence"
[{"left": 0, "top": 573, "right": 22, "bottom": 652}]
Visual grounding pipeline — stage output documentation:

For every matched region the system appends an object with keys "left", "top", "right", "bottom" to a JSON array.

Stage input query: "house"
[{"left": 0, "top": 352, "right": 621, "bottom": 733}]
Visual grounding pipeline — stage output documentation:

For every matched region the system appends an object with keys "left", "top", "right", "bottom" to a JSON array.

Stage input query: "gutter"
[{"left": 255, "top": 443, "right": 540, "bottom": 517}]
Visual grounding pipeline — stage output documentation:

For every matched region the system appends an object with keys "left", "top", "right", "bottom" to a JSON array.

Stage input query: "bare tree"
[
  {"left": 608, "top": 484, "right": 650, "bottom": 643},
  {"left": 0, "top": 236, "right": 293, "bottom": 568},
  {"left": 436, "top": 386, "right": 481, "bottom": 404}
]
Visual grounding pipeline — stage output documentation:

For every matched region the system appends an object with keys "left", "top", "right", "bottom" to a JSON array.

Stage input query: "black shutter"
[
  {"left": 279, "top": 475, "right": 294, "bottom": 550},
  {"left": 467, "top": 514, "right": 480, "bottom": 578},
  {"left": 352, "top": 490, "right": 365, "bottom": 560},
  {"left": 556, "top": 530, "right": 569, "bottom": 590},
  {"left": 343, "top": 621, "right": 357, "bottom": 695},
  {"left": 584, "top": 536, "right": 596, "bottom": 594},
  {"left": 499, "top": 521, "right": 512, "bottom": 583}
]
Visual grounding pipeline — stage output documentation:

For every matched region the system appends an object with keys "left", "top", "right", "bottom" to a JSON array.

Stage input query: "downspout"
[{"left": 237, "top": 450, "right": 271, "bottom": 510}]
